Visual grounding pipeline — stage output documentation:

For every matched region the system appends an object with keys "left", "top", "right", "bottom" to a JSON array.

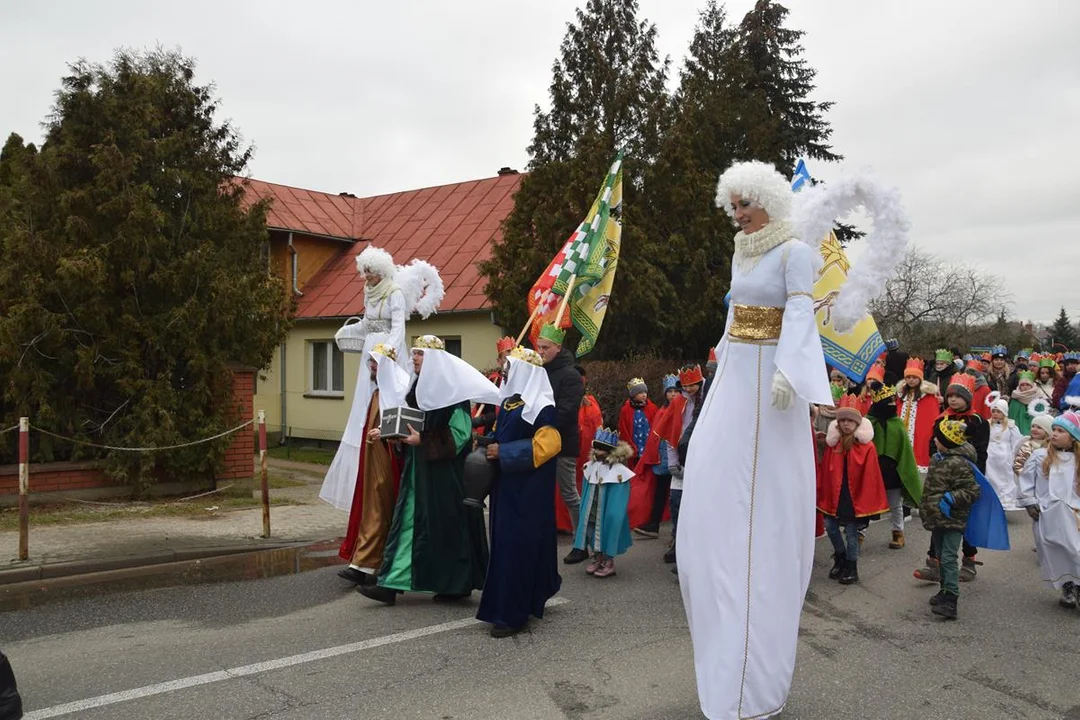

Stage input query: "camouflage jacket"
[{"left": 919, "top": 443, "right": 981, "bottom": 532}]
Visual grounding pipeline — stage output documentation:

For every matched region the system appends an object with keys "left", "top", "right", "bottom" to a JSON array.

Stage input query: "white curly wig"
[
  {"left": 715, "top": 161, "right": 793, "bottom": 223},
  {"left": 355, "top": 245, "right": 396, "bottom": 279}
]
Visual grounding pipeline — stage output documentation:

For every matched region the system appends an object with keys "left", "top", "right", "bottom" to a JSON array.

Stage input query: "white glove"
[{"left": 771, "top": 370, "right": 794, "bottom": 411}]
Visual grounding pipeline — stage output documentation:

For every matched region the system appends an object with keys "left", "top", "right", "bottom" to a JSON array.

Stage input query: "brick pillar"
[{"left": 217, "top": 367, "right": 255, "bottom": 483}]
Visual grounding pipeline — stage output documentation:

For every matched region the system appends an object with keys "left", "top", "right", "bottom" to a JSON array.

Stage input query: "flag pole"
[
  {"left": 553, "top": 275, "right": 577, "bottom": 327},
  {"left": 516, "top": 290, "right": 550, "bottom": 346}
]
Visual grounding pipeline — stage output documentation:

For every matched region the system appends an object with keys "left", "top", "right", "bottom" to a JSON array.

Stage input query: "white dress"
[
  {"left": 678, "top": 239, "right": 832, "bottom": 720},
  {"left": 1019, "top": 449, "right": 1080, "bottom": 589},
  {"left": 986, "top": 421, "right": 1023, "bottom": 511},
  {"left": 319, "top": 289, "right": 408, "bottom": 511}
]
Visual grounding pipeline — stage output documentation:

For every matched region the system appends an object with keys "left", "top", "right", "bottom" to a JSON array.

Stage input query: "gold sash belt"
[{"left": 729, "top": 304, "right": 783, "bottom": 343}]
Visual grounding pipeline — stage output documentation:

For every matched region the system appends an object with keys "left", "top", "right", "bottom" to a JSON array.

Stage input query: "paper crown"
[
  {"left": 1052, "top": 412, "right": 1080, "bottom": 443},
  {"left": 679, "top": 365, "right": 705, "bottom": 387},
  {"left": 496, "top": 336, "right": 516, "bottom": 354},
  {"left": 836, "top": 393, "right": 864, "bottom": 422},
  {"left": 865, "top": 363, "right": 885, "bottom": 385},
  {"left": 509, "top": 346, "right": 544, "bottom": 366},
  {"left": 1017, "top": 370, "right": 1035, "bottom": 384},
  {"left": 870, "top": 381, "right": 897, "bottom": 404},
  {"left": 371, "top": 343, "right": 398, "bottom": 361},
  {"left": 627, "top": 377, "right": 647, "bottom": 391},
  {"left": 538, "top": 323, "right": 566, "bottom": 345},
  {"left": 1065, "top": 352, "right": 1080, "bottom": 362},
  {"left": 937, "top": 418, "right": 968, "bottom": 447},
  {"left": 965, "top": 358, "right": 984, "bottom": 373},
  {"left": 662, "top": 374, "right": 678, "bottom": 392},
  {"left": 990, "top": 345, "right": 1008, "bottom": 358},
  {"left": 981, "top": 352, "right": 992, "bottom": 362},
  {"left": 948, "top": 373, "right": 977, "bottom": 395},
  {"left": 935, "top": 349, "right": 953, "bottom": 362},
  {"left": 412, "top": 334, "right": 445, "bottom": 351},
  {"left": 1017, "top": 349, "right": 1032, "bottom": 359},
  {"left": 904, "top": 358, "right": 924, "bottom": 379},
  {"left": 1039, "top": 357, "right": 1057, "bottom": 369},
  {"left": 592, "top": 427, "right": 620, "bottom": 450}
]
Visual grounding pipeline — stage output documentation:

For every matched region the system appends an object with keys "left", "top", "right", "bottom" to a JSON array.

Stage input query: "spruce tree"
[
  {"left": 0, "top": 49, "right": 291, "bottom": 486},
  {"left": 1050, "top": 307, "right": 1078, "bottom": 349},
  {"left": 481, "top": 0, "right": 673, "bottom": 356}
]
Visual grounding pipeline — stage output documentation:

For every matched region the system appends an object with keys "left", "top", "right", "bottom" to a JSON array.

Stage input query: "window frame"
[{"left": 306, "top": 339, "right": 345, "bottom": 398}]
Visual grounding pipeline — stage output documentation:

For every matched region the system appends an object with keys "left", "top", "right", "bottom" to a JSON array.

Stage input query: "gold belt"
[{"left": 729, "top": 304, "right": 783, "bottom": 343}]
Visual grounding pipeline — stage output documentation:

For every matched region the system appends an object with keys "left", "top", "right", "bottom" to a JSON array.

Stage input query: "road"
[{"left": 4, "top": 517, "right": 1080, "bottom": 720}]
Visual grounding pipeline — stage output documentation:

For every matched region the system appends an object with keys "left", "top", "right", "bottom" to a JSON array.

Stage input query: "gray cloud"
[{"left": 2, "top": 0, "right": 1077, "bottom": 324}]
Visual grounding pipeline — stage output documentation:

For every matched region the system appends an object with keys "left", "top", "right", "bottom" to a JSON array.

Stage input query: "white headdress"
[
  {"left": 354, "top": 246, "right": 445, "bottom": 319},
  {"left": 716, "top": 161, "right": 792, "bottom": 223},
  {"left": 413, "top": 343, "right": 500, "bottom": 411},
  {"left": 500, "top": 352, "right": 555, "bottom": 425}
]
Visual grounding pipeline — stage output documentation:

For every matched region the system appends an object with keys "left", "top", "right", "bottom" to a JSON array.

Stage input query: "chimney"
[
  {"left": 339, "top": 192, "right": 357, "bottom": 198},
  {"left": 497, "top": 167, "right": 519, "bottom": 176}
]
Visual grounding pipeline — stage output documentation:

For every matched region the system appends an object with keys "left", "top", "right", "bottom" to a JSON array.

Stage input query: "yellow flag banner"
[{"left": 813, "top": 231, "right": 886, "bottom": 382}]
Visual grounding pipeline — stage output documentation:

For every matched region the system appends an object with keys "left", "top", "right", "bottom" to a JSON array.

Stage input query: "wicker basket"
[{"left": 334, "top": 317, "right": 366, "bottom": 353}]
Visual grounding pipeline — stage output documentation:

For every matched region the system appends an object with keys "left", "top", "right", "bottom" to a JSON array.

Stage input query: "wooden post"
[
  {"left": 515, "top": 291, "right": 550, "bottom": 346},
  {"left": 18, "top": 417, "right": 29, "bottom": 561},
  {"left": 553, "top": 275, "right": 577, "bottom": 327},
  {"left": 258, "top": 410, "right": 270, "bottom": 538}
]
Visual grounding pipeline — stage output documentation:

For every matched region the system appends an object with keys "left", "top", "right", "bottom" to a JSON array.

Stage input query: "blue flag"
[
  {"left": 791, "top": 158, "right": 811, "bottom": 193},
  {"left": 964, "top": 460, "right": 1011, "bottom": 551}
]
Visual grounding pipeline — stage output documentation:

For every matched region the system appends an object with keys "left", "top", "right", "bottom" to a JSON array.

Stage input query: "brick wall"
[
  {"left": 0, "top": 461, "right": 112, "bottom": 495},
  {"left": 217, "top": 367, "right": 255, "bottom": 481}
]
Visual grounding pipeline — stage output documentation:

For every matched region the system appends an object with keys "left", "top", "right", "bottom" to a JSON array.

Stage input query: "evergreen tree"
[
  {"left": 0, "top": 49, "right": 291, "bottom": 488},
  {"left": 1050, "top": 306, "right": 1078, "bottom": 349},
  {"left": 481, "top": 0, "right": 673, "bottom": 356}
]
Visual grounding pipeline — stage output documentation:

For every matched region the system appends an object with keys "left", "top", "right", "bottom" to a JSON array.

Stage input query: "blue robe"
[{"left": 476, "top": 400, "right": 562, "bottom": 629}]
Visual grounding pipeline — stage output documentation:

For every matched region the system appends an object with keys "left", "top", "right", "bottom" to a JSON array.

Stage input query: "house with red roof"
[{"left": 242, "top": 168, "right": 521, "bottom": 441}]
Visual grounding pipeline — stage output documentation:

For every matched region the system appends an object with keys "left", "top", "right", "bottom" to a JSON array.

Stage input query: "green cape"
[{"left": 869, "top": 415, "right": 923, "bottom": 505}]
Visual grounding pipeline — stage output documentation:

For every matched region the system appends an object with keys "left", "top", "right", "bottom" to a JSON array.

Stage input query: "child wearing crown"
[
  {"left": 866, "top": 364, "right": 922, "bottom": 550},
  {"left": 573, "top": 428, "right": 635, "bottom": 578},
  {"left": 1017, "top": 411, "right": 1080, "bottom": 610},
  {"left": 919, "top": 418, "right": 981, "bottom": 619},
  {"left": 816, "top": 394, "right": 888, "bottom": 584}
]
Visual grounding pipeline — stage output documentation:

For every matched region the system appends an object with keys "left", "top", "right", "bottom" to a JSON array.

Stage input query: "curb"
[{"left": 0, "top": 539, "right": 346, "bottom": 612}]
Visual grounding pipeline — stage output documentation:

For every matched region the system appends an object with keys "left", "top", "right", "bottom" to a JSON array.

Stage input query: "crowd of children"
[{"left": 597, "top": 344, "right": 1080, "bottom": 621}]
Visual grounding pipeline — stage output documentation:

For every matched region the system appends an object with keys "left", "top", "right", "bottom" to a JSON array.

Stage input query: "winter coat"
[
  {"left": 920, "top": 443, "right": 981, "bottom": 532},
  {"left": 934, "top": 410, "right": 989, "bottom": 472},
  {"left": 544, "top": 348, "right": 585, "bottom": 458},
  {"left": 928, "top": 365, "right": 957, "bottom": 399}
]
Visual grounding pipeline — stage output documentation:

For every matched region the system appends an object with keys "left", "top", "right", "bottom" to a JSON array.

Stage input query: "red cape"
[
  {"left": 898, "top": 392, "right": 939, "bottom": 467},
  {"left": 338, "top": 438, "right": 402, "bottom": 562},
  {"left": 651, "top": 394, "right": 688, "bottom": 448},
  {"left": 973, "top": 385, "right": 992, "bottom": 420},
  {"left": 618, "top": 399, "right": 658, "bottom": 455},
  {"left": 816, "top": 432, "right": 889, "bottom": 518},
  {"left": 627, "top": 406, "right": 672, "bottom": 528},
  {"left": 556, "top": 395, "right": 604, "bottom": 532}
]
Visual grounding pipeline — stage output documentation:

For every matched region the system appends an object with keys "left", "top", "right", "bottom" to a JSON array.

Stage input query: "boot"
[
  {"left": 928, "top": 589, "right": 947, "bottom": 606},
  {"left": 913, "top": 556, "right": 940, "bottom": 582},
  {"left": 838, "top": 560, "right": 859, "bottom": 585},
  {"left": 828, "top": 551, "right": 847, "bottom": 580},
  {"left": 888, "top": 530, "right": 905, "bottom": 549},
  {"left": 931, "top": 592, "right": 958, "bottom": 620},
  {"left": 960, "top": 556, "right": 978, "bottom": 582},
  {"left": 663, "top": 540, "right": 677, "bottom": 564},
  {"left": 1060, "top": 582, "right": 1078, "bottom": 609},
  {"left": 356, "top": 584, "right": 398, "bottom": 606}
]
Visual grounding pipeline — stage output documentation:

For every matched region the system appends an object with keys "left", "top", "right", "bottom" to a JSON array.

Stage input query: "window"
[
  {"left": 309, "top": 340, "right": 344, "bottom": 396},
  {"left": 411, "top": 336, "right": 462, "bottom": 358}
]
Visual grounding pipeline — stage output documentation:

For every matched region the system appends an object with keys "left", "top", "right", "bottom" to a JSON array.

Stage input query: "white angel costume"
[
  {"left": 678, "top": 161, "right": 907, "bottom": 720},
  {"left": 320, "top": 247, "right": 444, "bottom": 511},
  {"left": 1019, "top": 448, "right": 1080, "bottom": 589},
  {"left": 986, "top": 418, "right": 1023, "bottom": 511}
]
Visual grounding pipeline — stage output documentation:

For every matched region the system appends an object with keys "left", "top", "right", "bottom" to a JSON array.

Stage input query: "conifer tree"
[
  {"left": 1050, "top": 307, "right": 1078, "bottom": 349},
  {"left": 0, "top": 49, "right": 291, "bottom": 486},
  {"left": 481, "top": 0, "right": 673, "bottom": 355}
]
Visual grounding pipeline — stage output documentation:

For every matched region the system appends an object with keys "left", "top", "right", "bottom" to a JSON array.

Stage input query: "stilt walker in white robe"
[{"left": 679, "top": 161, "right": 908, "bottom": 719}]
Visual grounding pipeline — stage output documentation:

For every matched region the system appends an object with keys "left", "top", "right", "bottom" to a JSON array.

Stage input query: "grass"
[
  {"left": 266, "top": 445, "right": 336, "bottom": 466},
  {"left": 0, "top": 493, "right": 302, "bottom": 532}
]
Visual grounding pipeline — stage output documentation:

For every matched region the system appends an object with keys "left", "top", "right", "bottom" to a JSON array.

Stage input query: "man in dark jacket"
[
  {"left": 0, "top": 650, "right": 22, "bottom": 720},
  {"left": 537, "top": 324, "right": 586, "bottom": 563}
]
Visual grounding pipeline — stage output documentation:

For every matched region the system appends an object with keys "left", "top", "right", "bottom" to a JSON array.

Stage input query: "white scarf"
[
  {"left": 733, "top": 220, "right": 794, "bottom": 274},
  {"left": 365, "top": 275, "right": 398, "bottom": 305},
  {"left": 500, "top": 357, "right": 555, "bottom": 425}
]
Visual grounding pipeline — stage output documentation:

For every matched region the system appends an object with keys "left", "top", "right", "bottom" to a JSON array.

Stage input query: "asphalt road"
[{"left": 4, "top": 516, "right": 1080, "bottom": 720}]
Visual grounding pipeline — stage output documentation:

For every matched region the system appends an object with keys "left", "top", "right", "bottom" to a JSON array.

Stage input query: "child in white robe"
[{"left": 986, "top": 398, "right": 1023, "bottom": 511}]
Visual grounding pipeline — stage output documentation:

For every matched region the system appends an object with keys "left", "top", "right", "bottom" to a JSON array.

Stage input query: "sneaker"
[
  {"left": 914, "top": 557, "right": 940, "bottom": 583},
  {"left": 662, "top": 541, "right": 676, "bottom": 564},
  {"left": 1060, "top": 582, "right": 1078, "bottom": 609},
  {"left": 960, "top": 556, "right": 979, "bottom": 582},
  {"left": 585, "top": 557, "right": 602, "bottom": 575},
  {"left": 593, "top": 558, "right": 616, "bottom": 578},
  {"left": 563, "top": 547, "right": 589, "bottom": 565},
  {"left": 633, "top": 525, "right": 660, "bottom": 539}
]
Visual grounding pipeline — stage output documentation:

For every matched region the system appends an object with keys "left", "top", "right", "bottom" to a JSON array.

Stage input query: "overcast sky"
[{"left": 2, "top": 1, "right": 1078, "bottom": 325}]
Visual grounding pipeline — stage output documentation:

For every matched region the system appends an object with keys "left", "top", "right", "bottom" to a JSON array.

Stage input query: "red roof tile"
[{"left": 242, "top": 173, "right": 522, "bottom": 317}]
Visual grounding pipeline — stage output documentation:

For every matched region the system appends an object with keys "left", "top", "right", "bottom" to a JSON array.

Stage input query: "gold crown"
[
  {"left": 870, "top": 382, "right": 897, "bottom": 404},
  {"left": 371, "top": 343, "right": 397, "bottom": 361},
  {"left": 411, "top": 335, "right": 445, "bottom": 351},
  {"left": 509, "top": 346, "right": 544, "bottom": 366},
  {"left": 938, "top": 418, "right": 967, "bottom": 447},
  {"left": 627, "top": 377, "right": 646, "bottom": 390}
]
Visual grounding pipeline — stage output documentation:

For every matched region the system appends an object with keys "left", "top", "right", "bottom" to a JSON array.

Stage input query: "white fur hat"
[
  {"left": 715, "top": 161, "right": 793, "bottom": 222},
  {"left": 991, "top": 398, "right": 1009, "bottom": 417},
  {"left": 355, "top": 245, "right": 396, "bottom": 279}
]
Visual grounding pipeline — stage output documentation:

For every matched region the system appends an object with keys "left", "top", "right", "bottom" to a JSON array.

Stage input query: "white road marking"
[{"left": 24, "top": 597, "right": 570, "bottom": 719}]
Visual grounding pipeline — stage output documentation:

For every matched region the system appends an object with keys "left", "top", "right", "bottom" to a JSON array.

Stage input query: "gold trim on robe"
[{"left": 730, "top": 304, "right": 784, "bottom": 344}]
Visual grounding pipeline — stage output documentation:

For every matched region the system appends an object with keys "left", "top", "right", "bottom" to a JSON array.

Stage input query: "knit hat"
[
  {"left": 1031, "top": 414, "right": 1054, "bottom": 437},
  {"left": 934, "top": 349, "right": 953, "bottom": 363},
  {"left": 947, "top": 374, "right": 976, "bottom": 405},
  {"left": 904, "top": 358, "right": 924, "bottom": 380},
  {"left": 1052, "top": 412, "right": 1080, "bottom": 443},
  {"left": 627, "top": 377, "right": 648, "bottom": 398},
  {"left": 662, "top": 374, "right": 678, "bottom": 393},
  {"left": 496, "top": 336, "right": 516, "bottom": 354},
  {"left": 990, "top": 398, "right": 1009, "bottom": 417},
  {"left": 935, "top": 418, "right": 968, "bottom": 449},
  {"left": 706, "top": 347, "right": 718, "bottom": 372},
  {"left": 836, "top": 394, "right": 863, "bottom": 424}
]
